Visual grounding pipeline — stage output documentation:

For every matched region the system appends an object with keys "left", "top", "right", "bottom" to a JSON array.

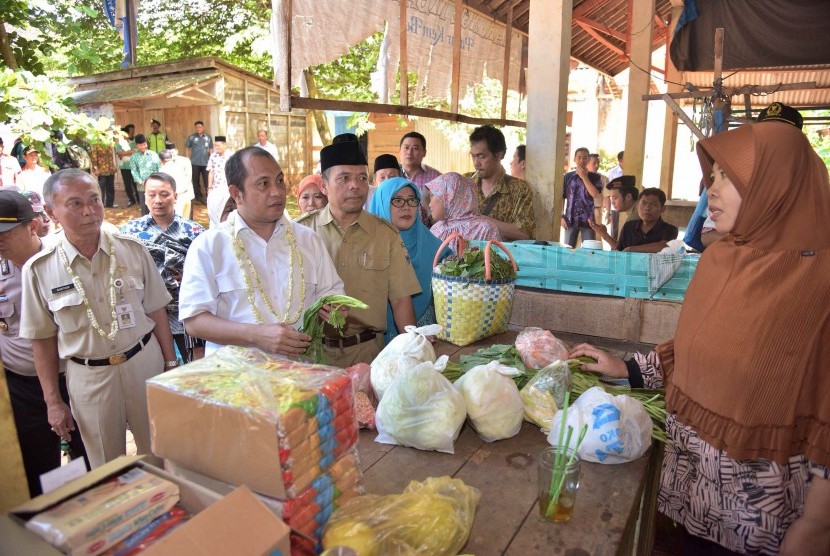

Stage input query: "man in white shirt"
[
  {"left": 179, "top": 147, "right": 344, "bottom": 358},
  {"left": 0, "top": 137, "right": 22, "bottom": 186},
  {"left": 253, "top": 130, "right": 279, "bottom": 163}
]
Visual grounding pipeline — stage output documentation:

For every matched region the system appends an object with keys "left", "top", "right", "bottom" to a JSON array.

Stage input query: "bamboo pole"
[
  {"left": 450, "top": 0, "right": 463, "bottom": 115},
  {"left": 276, "top": 0, "right": 292, "bottom": 112},
  {"left": 500, "top": 3, "right": 515, "bottom": 120},
  {"left": 400, "top": 0, "right": 408, "bottom": 107}
]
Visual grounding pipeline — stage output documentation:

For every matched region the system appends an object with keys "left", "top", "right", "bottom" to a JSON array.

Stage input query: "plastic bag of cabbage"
[
  {"left": 454, "top": 361, "right": 524, "bottom": 442},
  {"left": 375, "top": 356, "right": 466, "bottom": 453},
  {"left": 371, "top": 324, "right": 442, "bottom": 401}
]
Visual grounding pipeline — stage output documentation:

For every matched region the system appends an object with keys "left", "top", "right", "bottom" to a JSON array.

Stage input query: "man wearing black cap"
[
  {"left": 0, "top": 190, "right": 88, "bottom": 495},
  {"left": 129, "top": 134, "right": 160, "bottom": 216},
  {"left": 206, "top": 136, "right": 231, "bottom": 196},
  {"left": 0, "top": 137, "right": 22, "bottom": 187},
  {"left": 147, "top": 119, "right": 166, "bottom": 154},
  {"left": 366, "top": 153, "right": 401, "bottom": 210},
  {"left": 296, "top": 136, "right": 421, "bottom": 367},
  {"left": 756, "top": 102, "right": 804, "bottom": 129},
  {"left": 589, "top": 175, "right": 639, "bottom": 249},
  {"left": 20, "top": 169, "right": 177, "bottom": 469}
]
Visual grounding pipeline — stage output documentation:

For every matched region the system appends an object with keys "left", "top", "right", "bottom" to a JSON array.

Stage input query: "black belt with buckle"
[
  {"left": 322, "top": 330, "right": 377, "bottom": 349},
  {"left": 70, "top": 332, "right": 153, "bottom": 367}
]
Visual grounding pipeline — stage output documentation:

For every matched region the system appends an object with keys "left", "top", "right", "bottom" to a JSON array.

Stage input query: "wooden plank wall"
[
  {"left": 366, "top": 114, "right": 474, "bottom": 177},
  {"left": 509, "top": 288, "right": 681, "bottom": 345}
]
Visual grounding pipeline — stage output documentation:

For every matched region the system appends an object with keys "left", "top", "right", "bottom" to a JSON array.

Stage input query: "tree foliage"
[
  {"left": 0, "top": 68, "right": 122, "bottom": 166},
  {"left": 0, "top": 0, "right": 123, "bottom": 74}
]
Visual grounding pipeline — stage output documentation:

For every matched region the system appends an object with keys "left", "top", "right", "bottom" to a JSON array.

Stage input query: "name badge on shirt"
[
  {"left": 116, "top": 303, "right": 136, "bottom": 329},
  {"left": 51, "top": 283, "right": 76, "bottom": 294},
  {"left": 0, "top": 259, "right": 9, "bottom": 276}
]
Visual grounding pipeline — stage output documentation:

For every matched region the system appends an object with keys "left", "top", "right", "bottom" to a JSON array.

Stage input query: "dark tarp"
[{"left": 670, "top": 0, "right": 830, "bottom": 71}]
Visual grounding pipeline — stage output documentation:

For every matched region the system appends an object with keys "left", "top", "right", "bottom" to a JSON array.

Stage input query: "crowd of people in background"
[{"left": 2, "top": 101, "right": 827, "bottom": 555}]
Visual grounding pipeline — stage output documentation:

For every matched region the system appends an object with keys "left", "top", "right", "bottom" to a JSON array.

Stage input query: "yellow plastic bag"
[{"left": 322, "top": 477, "right": 481, "bottom": 556}]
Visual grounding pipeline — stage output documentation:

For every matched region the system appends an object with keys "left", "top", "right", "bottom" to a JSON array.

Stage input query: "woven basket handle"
[
  {"left": 433, "top": 232, "right": 466, "bottom": 267},
  {"left": 484, "top": 240, "right": 518, "bottom": 281}
]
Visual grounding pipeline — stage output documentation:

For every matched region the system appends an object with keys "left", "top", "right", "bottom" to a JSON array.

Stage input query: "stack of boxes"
[{"left": 146, "top": 346, "right": 363, "bottom": 554}]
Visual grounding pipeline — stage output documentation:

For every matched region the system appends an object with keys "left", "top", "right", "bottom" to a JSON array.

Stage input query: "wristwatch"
[{"left": 164, "top": 360, "right": 179, "bottom": 369}]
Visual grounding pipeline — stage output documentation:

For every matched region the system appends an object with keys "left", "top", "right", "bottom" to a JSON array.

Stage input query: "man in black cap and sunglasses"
[{"left": 296, "top": 135, "right": 420, "bottom": 367}]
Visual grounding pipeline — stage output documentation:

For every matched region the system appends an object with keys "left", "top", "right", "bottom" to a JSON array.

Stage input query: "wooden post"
[
  {"left": 450, "top": 0, "right": 463, "bottom": 115},
  {"left": 622, "top": 0, "right": 655, "bottom": 190},
  {"left": 500, "top": 2, "right": 515, "bottom": 120},
  {"left": 712, "top": 28, "right": 729, "bottom": 134},
  {"left": 128, "top": 0, "right": 138, "bottom": 67},
  {"left": 400, "top": 0, "right": 408, "bottom": 107},
  {"left": 526, "top": 0, "right": 573, "bottom": 241},
  {"left": 275, "top": 0, "right": 292, "bottom": 112},
  {"left": 659, "top": 5, "right": 683, "bottom": 198}
]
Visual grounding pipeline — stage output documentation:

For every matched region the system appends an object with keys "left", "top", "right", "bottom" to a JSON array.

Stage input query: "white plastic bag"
[
  {"left": 454, "top": 361, "right": 524, "bottom": 442},
  {"left": 546, "top": 387, "right": 652, "bottom": 464},
  {"left": 370, "top": 324, "right": 442, "bottom": 401},
  {"left": 375, "top": 356, "right": 466, "bottom": 454}
]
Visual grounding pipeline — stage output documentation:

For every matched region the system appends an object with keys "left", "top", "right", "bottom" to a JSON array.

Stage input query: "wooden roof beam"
[
  {"left": 573, "top": 15, "right": 627, "bottom": 42},
  {"left": 576, "top": 20, "right": 625, "bottom": 56},
  {"left": 573, "top": 0, "right": 608, "bottom": 17},
  {"left": 641, "top": 81, "right": 819, "bottom": 100}
]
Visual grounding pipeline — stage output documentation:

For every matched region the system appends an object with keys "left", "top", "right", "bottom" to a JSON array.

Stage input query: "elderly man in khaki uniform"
[
  {"left": 20, "top": 169, "right": 177, "bottom": 468},
  {"left": 296, "top": 137, "right": 420, "bottom": 367}
]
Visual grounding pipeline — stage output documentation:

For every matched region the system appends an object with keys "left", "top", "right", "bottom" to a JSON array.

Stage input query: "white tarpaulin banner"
[{"left": 282, "top": 0, "right": 523, "bottom": 104}]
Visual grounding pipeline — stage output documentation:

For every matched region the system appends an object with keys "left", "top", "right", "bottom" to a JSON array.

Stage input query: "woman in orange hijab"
[
  {"left": 297, "top": 174, "right": 327, "bottom": 214},
  {"left": 572, "top": 121, "right": 830, "bottom": 555}
]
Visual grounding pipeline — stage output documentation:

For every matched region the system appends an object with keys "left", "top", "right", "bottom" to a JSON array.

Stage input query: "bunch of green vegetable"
[
  {"left": 442, "top": 344, "right": 532, "bottom": 386},
  {"left": 301, "top": 294, "right": 368, "bottom": 364},
  {"left": 436, "top": 246, "right": 517, "bottom": 281}
]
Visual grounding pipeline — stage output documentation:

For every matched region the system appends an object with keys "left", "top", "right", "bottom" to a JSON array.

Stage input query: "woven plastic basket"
[{"left": 431, "top": 233, "right": 518, "bottom": 346}]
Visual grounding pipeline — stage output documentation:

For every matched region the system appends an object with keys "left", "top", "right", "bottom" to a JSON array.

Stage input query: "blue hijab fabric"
[{"left": 368, "top": 177, "right": 445, "bottom": 341}]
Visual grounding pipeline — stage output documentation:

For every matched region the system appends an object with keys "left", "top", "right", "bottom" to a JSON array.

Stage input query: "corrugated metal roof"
[
  {"left": 680, "top": 67, "right": 830, "bottom": 109},
  {"left": 464, "top": 0, "right": 672, "bottom": 76},
  {"left": 71, "top": 73, "right": 220, "bottom": 105}
]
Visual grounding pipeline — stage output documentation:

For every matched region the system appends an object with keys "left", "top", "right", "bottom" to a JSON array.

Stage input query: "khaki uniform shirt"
[
  {"left": 466, "top": 172, "right": 536, "bottom": 238},
  {"left": 20, "top": 231, "right": 172, "bottom": 360},
  {"left": 295, "top": 206, "right": 421, "bottom": 336}
]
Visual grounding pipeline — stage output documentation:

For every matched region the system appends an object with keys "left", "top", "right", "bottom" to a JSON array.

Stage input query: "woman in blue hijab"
[{"left": 369, "top": 176, "right": 448, "bottom": 343}]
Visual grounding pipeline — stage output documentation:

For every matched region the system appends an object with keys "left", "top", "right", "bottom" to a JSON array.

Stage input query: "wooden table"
[{"left": 356, "top": 331, "right": 661, "bottom": 556}]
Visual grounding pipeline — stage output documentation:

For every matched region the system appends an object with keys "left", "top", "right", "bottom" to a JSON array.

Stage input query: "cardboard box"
[
  {"left": 146, "top": 348, "right": 358, "bottom": 499},
  {"left": 1, "top": 456, "right": 290, "bottom": 556},
  {"left": 142, "top": 486, "right": 289, "bottom": 556}
]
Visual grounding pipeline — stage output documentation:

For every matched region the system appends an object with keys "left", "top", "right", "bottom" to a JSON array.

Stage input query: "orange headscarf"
[
  {"left": 658, "top": 122, "right": 830, "bottom": 466},
  {"left": 297, "top": 174, "right": 325, "bottom": 198}
]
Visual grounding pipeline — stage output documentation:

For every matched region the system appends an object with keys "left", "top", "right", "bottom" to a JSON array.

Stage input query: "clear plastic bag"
[
  {"left": 375, "top": 357, "right": 466, "bottom": 454},
  {"left": 514, "top": 327, "right": 570, "bottom": 369},
  {"left": 454, "top": 361, "right": 524, "bottom": 442},
  {"left": 520, "top": 360, "right": 572, "bottom": 432},
  {"left": 370, "top": 324, "right": 442, "bottom": 400},
  {"left": 547, "top": 386, "right": 652, "bottom": 464},
  {"left": 345, "top": 363, "right": 376, "bottom": 430},
  {"left": 322, "top": 476, "right": 481, "bottom": 556}
]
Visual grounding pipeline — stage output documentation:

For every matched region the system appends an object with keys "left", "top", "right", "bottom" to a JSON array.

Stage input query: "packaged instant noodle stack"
[
  {"left": 24, "top": 468, "right": 180, "bottom": 556},
  {"left": 146, "top": 346, "right": 363, "bottom": 553}
]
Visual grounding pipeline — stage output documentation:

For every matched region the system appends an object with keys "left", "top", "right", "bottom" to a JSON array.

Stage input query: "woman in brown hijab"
[{"left": 571, "top": 121, "right": 830, "bottom": 555}]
